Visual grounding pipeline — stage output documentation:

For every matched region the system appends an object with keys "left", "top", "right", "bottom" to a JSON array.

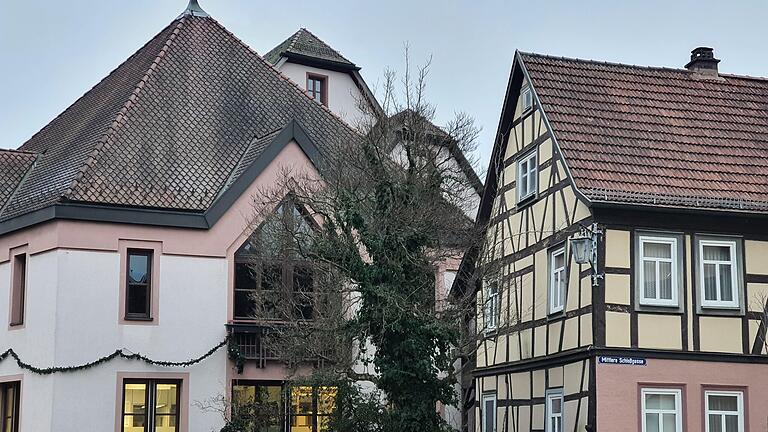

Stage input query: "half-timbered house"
[{"left": 462, "top": 47, "right": 768, "bottom": 432}]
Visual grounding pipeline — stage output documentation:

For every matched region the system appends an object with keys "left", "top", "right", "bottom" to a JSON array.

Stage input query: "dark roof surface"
[
  {"left": 264, "top": 28, "right": 356, "bottom": 68},
  {"left": 0, "top": 150, "right": 37, "bottom": 212},
  {"left": 521, "top": 52, "right": 768, "bottom": 212},
  {"left": 3, "top": 15, "right": 357, "bottom": 223}
]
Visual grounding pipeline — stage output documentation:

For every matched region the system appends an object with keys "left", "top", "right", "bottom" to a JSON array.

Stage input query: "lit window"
[
  {"left": 126, "top": 250, "right": 152, "bottom": 320},
  {"left": 122, "top": 380, "right": 180, "bottom": 432},
  {"left": 481, "top": 393, "right": 496, "bottom": 432},
  {"left": 521, "top": 86, "right": 533, "bottom": 112},
  {"left": 0, "top": 381, "right": 20, "bottom": 432},
  {"left": 232, "top": 381, "right": 282, "bottom": 430},
  {"left": 9, "top": 254, "right": 26, "bottom": 326},
  {"left": 546, "top": 390, "right": 563, "bottom": 432},
  {"left": 639, "top": 236, "right": 678, "bottom": 306},
  {"left": 516, "top": 151, "right": 537, "bottom": 202},
  {"left": 705, "top": 391, "right": 743, "bottom": 432},
  {"left": 641, "top": 388, "right": 681, "bottom": 432},
  {"left": 483, "top": 282, "right": 499, "bottom": 331},
  {"left": 699, "top": 239, "right": 739, "bottom": 309},
  {"left": 549, "top": 247, "right": 567, "bottom": 314},
  {"left": 307, "top": 74, "right": 327, "bottom": 106}
]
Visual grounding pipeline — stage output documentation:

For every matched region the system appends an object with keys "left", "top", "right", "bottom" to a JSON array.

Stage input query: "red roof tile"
[{"left": 521, "top": 52, "right": 768, "bottom": 211}]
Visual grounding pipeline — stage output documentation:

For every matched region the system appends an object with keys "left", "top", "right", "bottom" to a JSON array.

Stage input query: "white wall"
[
  {"left": 0, "top": 250, "right": 230, "bottom": 431},
  {"left": 278, "top": 62, "right": 371, "bottom": 129}
]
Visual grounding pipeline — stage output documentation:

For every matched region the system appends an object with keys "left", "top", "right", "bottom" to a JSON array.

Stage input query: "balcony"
[{"left": 226, "top": 322, "right": 282, "bottom": 369}]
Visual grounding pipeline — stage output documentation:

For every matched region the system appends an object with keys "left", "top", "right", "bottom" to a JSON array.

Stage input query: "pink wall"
[{"left": 597, "top": 358, "right": 768, "bottom": 431}]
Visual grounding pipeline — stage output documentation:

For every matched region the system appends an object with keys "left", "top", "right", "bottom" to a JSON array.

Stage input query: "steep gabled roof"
[
  {"left": 1, "top": 13, "right": 358, "bottom": 232},
  {"left": 264, "top": 28, "right": 357, "bottom": 70},
  {"left": 0, "top": 150, "right": 37, "bottom": 213},
  {"left": 520, "top": 51, "right": 768, "bottom": 212}
]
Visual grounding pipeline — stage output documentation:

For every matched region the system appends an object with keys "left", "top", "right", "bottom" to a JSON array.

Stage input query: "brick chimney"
[{"left": 685, "top": 47, "right": 720, "bottom": 76}]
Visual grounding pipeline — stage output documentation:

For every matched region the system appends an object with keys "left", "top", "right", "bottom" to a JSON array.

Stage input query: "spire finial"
[{"left": 178, "top": 0, "right": 209, "bottom": 18}]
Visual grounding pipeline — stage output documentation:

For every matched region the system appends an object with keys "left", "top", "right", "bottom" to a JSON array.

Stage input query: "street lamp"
[{"left": 569, "top": 223, "right": 603, "bottom": 286}]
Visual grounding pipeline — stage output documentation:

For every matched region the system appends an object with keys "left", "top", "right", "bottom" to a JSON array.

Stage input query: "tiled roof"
[
  {"left": 0, "top": 150, "right": 37, "bottom": 212},
  {"left": 521, "top": 52, "right": 768, "bottom": 212},
  {"left": 2, "top": 15, "right": 357, "bottom": 223},
  {"left": 264, "top": 28, "right": 356, "bottom": 68}
]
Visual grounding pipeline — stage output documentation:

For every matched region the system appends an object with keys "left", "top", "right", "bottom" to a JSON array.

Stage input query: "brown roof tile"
[
  {"left": 521, "top": 52, "right": 768, "bottom": 211},
  {"left": 2, "top": 15, "right": 357, "bottom": 222}
]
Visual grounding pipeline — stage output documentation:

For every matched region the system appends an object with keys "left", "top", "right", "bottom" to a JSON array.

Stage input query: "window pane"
[
  {"left": 644, "top": 261, "right": 657, "bottom": 299},
  {"left": 234, "top": 290, "right": 256, "bottom": 318},
  {"left": 659, "top": 261, "right": 673, "bottom": 300},
  {"left": 645, "top": 413, "right": 660, "bottom": 432},
  {"left": 128, "top": 254, "right": 150, "bottom": 284},
  {"left": 646, "top": 393, "right": 661, "bottom": 409},
  {"left": 484, "top": 399, "right": 495, "bottom": 432},
  {"left": 124, "top": 383, "right": 147, "bottom": 432},
  {"left": 124, "top": 415, "right": 146, "bottom": 432},
  {"left": 307, "top": 79, "right": 314, "bottom": 92},
  {"left": 719, "top": 264, "right": 733, "bottom": 302},
  {"left": 291, "top": 415, "right": 313, "bottom": 432},
  {"left": 317, "top": 387, "right": 337, "bottom": 415},
  {"left": 709, "top": 415, "right": 723, "bottom": 432},
  {"left": 659, "top": 394, "right": 675, "bottom": 410},
  {"left": 127, "top": 284, "right": 149, "bottom": 315},
  {"left": 645, "top": 242, "right": 672, "bottom": 259},
  {"left": 703, "top": 263, "right": 717, "bottom": 301},
  {"left": 292, "top": 387, "right": 314, "bottom": 415},
  {"left": 233, "top": 385, "right": 256, "bottom": 406},
  {"left": 708, "top": 394, "right": 738, "bottom": 411},
  {"left": 661, "top": 413, "right": 676, "bottom": 432},
  {"left": 724, "top": 415, "right": 739, "bottom": 432},
  {"left": 551, "top": 397, "right": 562, "bottom": 413},
  {"left": 262, "top": 264, "right": 282, "bottom": 291},
  {"left": 155, "top": 414, "right": 177, "bottom": 432},
  {"left": 704, "top": 245, "right": 730, "bottom": 261},
  {"left": 235, "top": 263, "right": 258, "bottom": 289},
  {"left": 155, "top": 383, "right": 178, "bottom": 415},
  {"left": 554, "top": 252, "right": 565, "bottom": 269},
  {"left": 519, "top": 173, "right": 528, "bottom": 197}
]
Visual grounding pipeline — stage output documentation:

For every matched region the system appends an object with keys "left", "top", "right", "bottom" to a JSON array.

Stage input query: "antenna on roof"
[{"left": 178, "top": 0, "right": 209, "bottom": 18}]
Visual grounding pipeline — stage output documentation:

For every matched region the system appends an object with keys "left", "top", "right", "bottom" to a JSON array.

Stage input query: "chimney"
[{"left": 685, "top": 47, "right": 720, "bottom": 75}]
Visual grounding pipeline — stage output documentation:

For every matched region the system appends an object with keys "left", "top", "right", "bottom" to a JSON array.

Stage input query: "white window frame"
[
  {"left": 641, "top": 388, "right": 682, "bottom": 432},
  {"left": 521, "top": 86, "right": 533, "bottom": 112},
  {"left": 549, "top": 247, "right": 567, "bottom": 314},
  {"left": 545, "top": 389, "right": 564, "bottom": 432},
  {"left": 705, "top": 390, "right": 744, "bottom": 432},
  {"left": 516, "top": 151, "right": 537, "bottom": 203},
  {"left": 484, "top": 282, "right": 500, "bottom": 331},
  {"left": 481, "top": 393, "right": 497, "bottom": 432},
  {"left": 638, "top": 235, "right": 679, "bottom": 307},
  {"left": 699, "top": 239, "right": 739, "bottom": 309}
]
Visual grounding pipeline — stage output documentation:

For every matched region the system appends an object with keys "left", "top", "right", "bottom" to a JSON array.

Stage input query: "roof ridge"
[
  {"left": 0, "top": 148, "right": 37, "bottom": 156},
  {"left": 520, "top": 51, "right": 696, "bottom": 75},
  {"left": 205, "top": 17, "right": 361, "bottom": 136},
  {"left": 62, "top": 17, "right": 188, "bottom": 200}
]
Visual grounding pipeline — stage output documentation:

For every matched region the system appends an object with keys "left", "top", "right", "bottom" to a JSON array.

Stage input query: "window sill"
[
  {"left": 124, "top": 316, "right": 153, "bottom": 322},
  {"left": 698, "top": 305, "right": 743, "bottom": 316},
  {"left": 516, "top": 194, "right": 538, "bottom": 209},
  {"left": 635, "top": 304, "right": 683, "bottom": 315}
]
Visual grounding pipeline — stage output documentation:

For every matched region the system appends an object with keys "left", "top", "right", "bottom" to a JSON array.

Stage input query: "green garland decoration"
[{"left": 0, "top": 336, "right": 229, "bottom": 375}]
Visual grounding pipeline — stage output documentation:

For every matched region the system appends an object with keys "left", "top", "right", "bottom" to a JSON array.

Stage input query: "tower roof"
[{"left": 264, "top": 28, "right": 358, "bottom": 70}]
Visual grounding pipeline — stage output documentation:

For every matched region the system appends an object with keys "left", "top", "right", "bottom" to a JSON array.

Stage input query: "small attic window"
[
  {"left": 307, "top": 73, "right": 328, "bottom": 106},
  {"left": 521, "top": 86, "right": 533, "bottom": 112}
]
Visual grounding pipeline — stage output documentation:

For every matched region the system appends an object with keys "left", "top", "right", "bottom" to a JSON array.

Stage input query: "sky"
[{"left": 2, "top": 0, "right": 768, "bottom": 178}]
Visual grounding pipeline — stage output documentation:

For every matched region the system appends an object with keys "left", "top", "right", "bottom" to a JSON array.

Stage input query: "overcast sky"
[{"left": 2, "top": 0, "right": 768, "bottom": 177}]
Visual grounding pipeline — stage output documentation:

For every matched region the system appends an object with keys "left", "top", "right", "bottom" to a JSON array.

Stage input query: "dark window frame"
[
  {"left": 306, "top": 73, "right": 328, "bottom": 106},
  {"left": 121, "top": 378, "right": 181, "bottom": 432},
  {"left": 9, "top": 254, "right": 26, "bottom": 326},
  {"left": 231, "top": 381, "right": 335, "bottom": 432},
  {"left": 0, "top": 381, "right": 20, "bottom": 432},
  {"left": 125, "top": 249, "right": 153, "bottom": 321}
]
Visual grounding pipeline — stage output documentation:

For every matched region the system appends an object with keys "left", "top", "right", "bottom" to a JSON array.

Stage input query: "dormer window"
[
  {"left": 234, "top": 199, "right": 316, "bottom": 321},
  {"left": 307, "top": 73, "right": 328, "bottom": 106},
  {"left": 517, "top": 151, "right": 537, "bottom": 203},
  {"left": 521, "top": 86, "right": 533, "bottom": 112}
]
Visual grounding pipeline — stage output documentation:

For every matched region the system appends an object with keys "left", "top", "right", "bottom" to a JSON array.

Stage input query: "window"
[
  {"left": 641, "top": 388, "right": 682, "bottom": 432},
  {"left": 126, "top": 249, "right": 152, "bottom": 320},
  {"left": 234, "top": 200, "right": 316, "bottom": 321},
  {"left": 516, "top": 151, "right": 537, "bottom": 202},
  {"left": 549, "top": 247, "right": 567, "bottom": 314},
  {"left": 9, "top": 254, "right": 26, "bottom": 326},
  {"left": 481, "top": 393, "right": 496, "bottom": 432},
  {"left": 546, "top": 390, "right": 564, "bottom": 432},
  {"left": 639, "top": 236, "right": 679, "bottom": 306},
  {"left": 122, "top": 379, "right": 180, "bottom": 432},
  {"left": 483, "top": 282, "right": 499, "bottom": 331},
  {"left": 699, "top": 239, "right": 740, "bottom": 309},
  {"left": 232, "top": 382, "right": 336, "bottom": 432},
  {"left": 307, "top": 74, "right": 327, "bottom": 106},
  {"left": 0, "top": 382, "right": 20, "bottom": 432},
  {"left": 521, "top": 86, "right": 533, "bottom": 112},
  {"left": 232, "top": 381, "right": 283, "bottom": 432},
  {"left": 705, "top": 391, "right": 744, "bottom": 432}
]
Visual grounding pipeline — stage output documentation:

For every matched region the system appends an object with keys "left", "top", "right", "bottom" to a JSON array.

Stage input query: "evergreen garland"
[{"left": 0, "top": 336, "right": 229, "bottom": 375}]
